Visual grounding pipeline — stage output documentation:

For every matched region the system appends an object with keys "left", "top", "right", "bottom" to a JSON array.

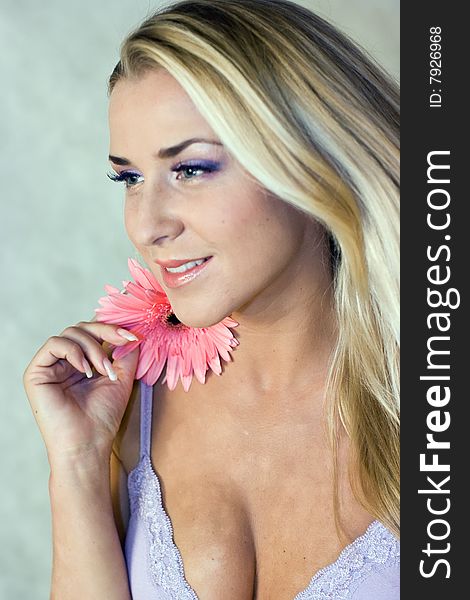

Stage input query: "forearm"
[{"left": 48, "top": 450, "right": 131, "bottom": 600}]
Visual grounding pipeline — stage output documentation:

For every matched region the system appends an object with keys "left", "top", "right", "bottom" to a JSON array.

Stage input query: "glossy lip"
[{"left": 158, "top": 256, "right": 213, "bottom": 289}]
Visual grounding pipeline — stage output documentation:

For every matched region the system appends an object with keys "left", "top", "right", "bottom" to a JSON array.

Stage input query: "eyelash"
[{"left": 106, "top": 161, "right": 219, "bottom": 189}]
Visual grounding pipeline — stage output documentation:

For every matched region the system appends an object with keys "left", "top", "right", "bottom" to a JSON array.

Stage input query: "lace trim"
[
  {"left": 128, "top": 456, "right": 199, "bottom": 599},
  {"left": 128, "top": 456, "right": 399, "bottom": 600},
  {"left": 292, "top": 520, "right": 400, "bottom": 599}
]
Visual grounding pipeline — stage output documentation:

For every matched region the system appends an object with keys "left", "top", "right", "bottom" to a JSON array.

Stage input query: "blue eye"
[
  {"left": 106, "top": 160, "right": 220, "bottom": 189},
  {"left": 172, "top": 160, "right": 220, "bottom": 181},
  {"left": 106, "top": 170, "right": 144, "bottom": 189}
]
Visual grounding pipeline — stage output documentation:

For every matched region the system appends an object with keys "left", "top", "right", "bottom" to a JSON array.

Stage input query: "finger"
[
  {"left": 56, "top": 326, "right": 122, "bottom": 379},
  {"left": 113, "top": 345, "right": 141, "bottom": 386},
  {"left": 64, "top": 321, "right": 140, "bottom": 346},
  {"left": 32, "top": 336, "right": 93, "bottom": 377}
]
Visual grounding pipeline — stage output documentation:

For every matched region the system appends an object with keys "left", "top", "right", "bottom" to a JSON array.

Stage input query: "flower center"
[{"left": 166, "top": 311, "right": 182, "bottom": 326}]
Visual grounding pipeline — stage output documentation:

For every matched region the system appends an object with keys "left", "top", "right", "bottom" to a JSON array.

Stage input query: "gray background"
[{"left": 0, "top": 1, "right": 399, "bottom": 597}]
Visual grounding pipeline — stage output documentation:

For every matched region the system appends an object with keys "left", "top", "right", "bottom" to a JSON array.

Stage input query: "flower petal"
[
  {"left": 124, "top": 281, "right": 153, "bottom": 302},
  {"left": 135, "top": 341, "right": 159, "bottom": 380},
  {"left": 181, "top": 373, "right": 193, "bottom": 392},
  {"left": 128, "top": 258, "right": 165, "bottom": 294},
  {"left": 165, "top": 352, "right": 181, "bottom": 390},
  {"left": 142, "top": 354, "right": 166, "bottom": 385},
  {"left": 94, "top": 260, "right": 239, "bottom": 392},
  {"left": 104, "top": 284, "right": 121, "bottom": 295},
  {"left": 208, "top": 352, "right": 222, "bottom": 375},
  {"left": 112, "top": 340, "right": 142, "bottom": 360}
]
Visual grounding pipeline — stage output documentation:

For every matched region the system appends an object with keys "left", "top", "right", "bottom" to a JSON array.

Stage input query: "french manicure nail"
[
  {"left": 103, "top": 357, "right": 118, "bottom": 381},
  {"left": 82, "top": 358, "right": 93, "bottom": 378},
  {"left": 116, "top": 328, "right": 139, "bottom": 341}
]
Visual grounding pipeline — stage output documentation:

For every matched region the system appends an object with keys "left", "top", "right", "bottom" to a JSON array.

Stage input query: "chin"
[{"left": 172, "top": 307, "right": 230, "bottom": 329}]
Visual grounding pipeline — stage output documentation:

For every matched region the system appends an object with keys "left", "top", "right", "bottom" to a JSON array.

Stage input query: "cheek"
[
  {"left": 220, "top": 205, "right": 304, "bottom": 286},
  {"left": 123, "top": 204, "right": 139, "bottom": 245},
  {"left": 234, "top": 198, "right": 304, "bottom": 257},
  {"left": 212, "top": 187, "right": 272, "bottom": 237},
  {"left": 192, "top": 197, "right": 258, "bottom": 252}
]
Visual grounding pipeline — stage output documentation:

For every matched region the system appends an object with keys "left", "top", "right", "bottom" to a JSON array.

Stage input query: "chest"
[{"left": 138, "top": 389, "right": 372, "bottom": 599}]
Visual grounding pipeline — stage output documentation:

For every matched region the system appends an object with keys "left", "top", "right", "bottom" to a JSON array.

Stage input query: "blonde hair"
[{"left": 108, "top": 0, "right": 400, "bottom": 538}]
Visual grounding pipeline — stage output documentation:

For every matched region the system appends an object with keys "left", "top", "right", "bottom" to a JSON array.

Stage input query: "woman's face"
[{"left": 108, "top": 68, "right": 323, "bottom": 328}]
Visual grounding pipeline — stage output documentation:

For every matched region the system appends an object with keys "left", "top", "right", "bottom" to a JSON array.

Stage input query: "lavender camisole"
[{"left": 124, "top": 381, "right": 400, "bottom": 599}]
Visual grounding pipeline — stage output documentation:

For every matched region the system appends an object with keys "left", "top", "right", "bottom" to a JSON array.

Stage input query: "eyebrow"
[{"left": 108, "top": 138, "right": 223, "bottom": 165}]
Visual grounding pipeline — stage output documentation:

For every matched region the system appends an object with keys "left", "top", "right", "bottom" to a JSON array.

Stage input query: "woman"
[{"left": 23, "top": 0, "right": 399, "bottom": 598}]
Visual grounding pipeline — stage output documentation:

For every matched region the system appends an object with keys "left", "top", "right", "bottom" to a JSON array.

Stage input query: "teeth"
[{"left": 166, "top": 258, "right": 206, "bottom": 273}]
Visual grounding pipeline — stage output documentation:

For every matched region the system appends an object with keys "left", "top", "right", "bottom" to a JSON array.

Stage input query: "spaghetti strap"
[{"left": 139, "top": 380, "right": 153, "bottom": 458}]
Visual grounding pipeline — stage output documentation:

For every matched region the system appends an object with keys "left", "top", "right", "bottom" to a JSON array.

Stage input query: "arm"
[
  {"left": 23, "top": 318, "right": 139, "bottom": 599},
  {"left": 49, "top": 320, "right": 132, "bottom": 598},
  {"left": 49, "top": 449, "right": 132, "bottom": 600}
]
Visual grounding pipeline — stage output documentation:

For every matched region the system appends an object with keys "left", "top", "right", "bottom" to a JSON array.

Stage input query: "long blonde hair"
[{"left": 108, "top": 0, "right": 400, "bottom": 538}]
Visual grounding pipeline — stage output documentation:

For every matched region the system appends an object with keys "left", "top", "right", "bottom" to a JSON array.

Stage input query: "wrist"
[{"left": 48, "top": 443, "right": 111, "bottom": 485}]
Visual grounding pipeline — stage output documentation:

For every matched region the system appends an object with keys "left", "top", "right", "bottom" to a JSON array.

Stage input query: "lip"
[{"left": 158, "top": 256, "right": 213, "bottom": 289}]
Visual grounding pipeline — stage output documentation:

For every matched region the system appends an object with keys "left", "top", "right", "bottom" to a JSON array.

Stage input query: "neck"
[{"left": 219, "top": 228, "right": 337, "bottom": 402}]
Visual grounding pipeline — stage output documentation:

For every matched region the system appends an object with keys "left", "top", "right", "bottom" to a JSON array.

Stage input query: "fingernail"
[
  {"left": 116, "top": 328, "right": 139, "bottom": 341},
  {"left": 82, "top": 358, "right": 93, "bottom": 379},
  {"left": 103, "top": 357, "right": 118, "bottom": 381}
]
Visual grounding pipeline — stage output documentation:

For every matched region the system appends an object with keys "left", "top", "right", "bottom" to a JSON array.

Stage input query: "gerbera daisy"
[{"left": 94, "top": 258, "right": 239, "bottom": 392}]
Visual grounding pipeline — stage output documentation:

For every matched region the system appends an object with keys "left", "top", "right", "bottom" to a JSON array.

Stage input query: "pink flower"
[{"left": 94, "top": 258, "right": 239, "bottom": 392}]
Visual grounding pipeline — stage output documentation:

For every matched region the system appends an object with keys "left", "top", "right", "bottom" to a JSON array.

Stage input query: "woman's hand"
[{"left": 23, "top": 320, "right": 141, "bottom": 466}]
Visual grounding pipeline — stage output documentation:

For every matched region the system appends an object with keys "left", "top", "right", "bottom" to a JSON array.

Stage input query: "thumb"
[{"left": 114, "top": 345, "right": 141, "bottom": 385}]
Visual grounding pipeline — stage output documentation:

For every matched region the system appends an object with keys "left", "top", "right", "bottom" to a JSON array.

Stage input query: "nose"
[{"left": 127, "top": 184, "right": 185, "bottom": 248}]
